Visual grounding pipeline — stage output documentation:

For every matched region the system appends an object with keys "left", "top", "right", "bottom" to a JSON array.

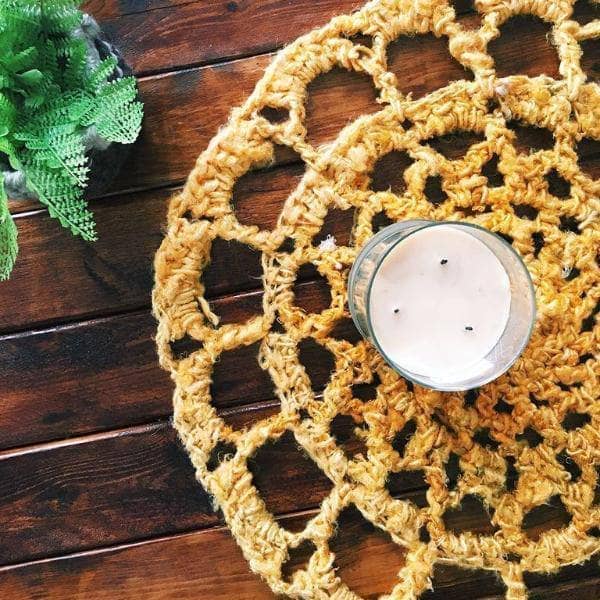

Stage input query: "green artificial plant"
[{"left": 0, "top": 0, "right": 143, "bottom": 280}]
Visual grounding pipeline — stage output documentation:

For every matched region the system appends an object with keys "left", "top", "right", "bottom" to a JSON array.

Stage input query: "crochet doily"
[{"left": 153, "top": 1, "right": 599, "bottom": 598}]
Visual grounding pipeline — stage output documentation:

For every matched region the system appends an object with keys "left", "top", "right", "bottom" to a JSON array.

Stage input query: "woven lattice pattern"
[{"left": 153, "top": 1, "right": 599, "bottom": 597}]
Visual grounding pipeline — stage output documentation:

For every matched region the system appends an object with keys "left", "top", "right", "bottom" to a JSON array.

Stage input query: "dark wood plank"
[
  {"left": 522, "top": 556, "right": 600, "bottom": 595},
  {"left": 110, "top": 53, "right": 272, "bottom": 195},
  {"left": 3, "top": 190, "right": 168, "bottom": 332},
  {"left": 488, "top": 14, "right": 560, "bottom": 79},
  {"left": 524, "top": 577, "right": 600, "bottom": 600},
  {"left": 0, "top": 501, "right": 598, "bottom": 599},
  {"left": 91, "top": 6, "right": 585, "bottom": 196},
  {"left": 0, "top": 507, "right": 405, "bottom": 600},
  {"left": 0, "top": 387, "right": 587, "bottom": 566},
  {"left": 0, "top": 311, "right": 170, "bottom": 449},
  {"left": 0, "top": 405, "right": 278, "bottom": 564},
  {"left": 110, "top": 14, "right": 565, "bottom": 194},
  {"left": 89, "top": 0, "right": 362, "bottom": 76},
  {"left": 8, "top": 118, "right": 600, "bottom": 328},
  {"left": 8, "top": 6, "right": 575, "bottom": 214},
  {"left": 0, "top": 403, "right": 408, "bottom": 564},
  {"left": 107, "top": 48, "right": 383, "bottom": 196},
  {"left": 6, "top": 139, "right": 599, "bottom": 332},
  {"left": 5, "top": 125, "right": 599, "bottom": 332},
  {"left": 83, "top": 0, "right": 482, "bottom": 77},
  {"left": 0, "top": 280, "right": 339, "bottom": 448},
  {"left": 2, "top": 153, "right": 353, "bottom": 331},
  {"left": 84, "top": 0, "right": 190, "bottom": 20},
  {"left": 0, "top": 401, "right": 419, "bottom": 565},
  {"left": 0, "top": 527, "right": 277, "bottom": 599}
]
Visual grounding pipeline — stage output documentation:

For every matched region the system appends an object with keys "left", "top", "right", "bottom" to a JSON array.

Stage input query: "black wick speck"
[
  {"left": 393, "top": 308, "right": 400, "bottom": 314},
  {"left": 465, "top": 326, "right": 474, "bottom": 331},
  {"left": 440, "top": 258, "right": 448, "bottom": 265}
]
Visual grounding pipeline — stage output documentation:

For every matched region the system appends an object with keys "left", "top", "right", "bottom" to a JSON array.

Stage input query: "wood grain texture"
[
  {"left": 0, "top": 512, "right": 408, "bottom": 600},
  {"left": 108, "top": 12, "right": 569, "bottom": 195},
  {"left": 8, "top": 5, "right": 579, "bottom": 214},
  {"left": 1, "top": 503, "right": 598, "bottom": 599},
  {"left": 524, "top": 577, "right": 600, "bottom": 600},
  {"left": 0, "top": 311, "right": 170, "bottom": 449},
  {"left": 2, "top": 3, "right": 600, "bottom": 598},
  {"left": 81, "top": 0, "right": 484, "bottom": 77},
  {"left": 3, "top": 191, "right": 167, "bottom": 331},
  {"left": 0, "top": 392, "right": 588, "bottom": 566},
  {"left": 1, "top": 159, "right": 352, "bottom": 331},
  {"left": 108, "top": 50, "right": 385, "bottom": 195},
  {"left": 84, "top": 0, "right": 191, "bottom": 20},
  {"left": 0, "top": 405, "right": 429, "bottom": 565},
  {"left": 88, "top": 0, "right": 363, "bottom": 76},
  {"left": 5, "top": 138, "right": 597, "bottom": 333},
  {"left": 0, "top": 281, "right": 343, "bottom": 448}
]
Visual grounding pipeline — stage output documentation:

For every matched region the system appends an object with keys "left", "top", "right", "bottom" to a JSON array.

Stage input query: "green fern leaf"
[
  {"left": 16, "top": 68, "right": 43, "bottom": 87},
  {"left": 38, "top": 0, "right": 81, "bottom": 33},
  {"left": 86, "top": 57, "right": 118, "bottom": 94},
  {"left": 0, "top": 137, "right": 16, "bottom": 157},
  {"left": 85, "top": 77, "right": 143, "bottom": 143},
  {"left": 0, "top": 0, "right": 143, "bottom": 279},
  {"left": 20, "top": 127, "right": 88, "bottom": 186},
  {"left": 59, "top": 37, "right": 88, "bottom": 89},
  {"left": 96, "top": 99, "right": 143, "bottom": 144},
  {"left": 23, "top": 163, "right": 96, "bottom": 241},
  {"left": 0, "top": 93, "right": 17, "bottom": 134},
  {"left": 6, "top": 46, "right": 38, "bottom": 73},
  {"left": 0, "top": 174, "right": 18, "bottom": 281}
]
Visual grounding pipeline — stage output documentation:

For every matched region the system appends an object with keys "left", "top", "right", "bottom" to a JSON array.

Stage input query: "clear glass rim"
[{"left": 360, "top": 220, "right": 537, "bottom": 392}]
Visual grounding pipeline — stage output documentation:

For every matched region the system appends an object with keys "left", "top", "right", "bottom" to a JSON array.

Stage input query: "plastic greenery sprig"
[
  {"left": 0, "top": 0, "right": 143, "bottom": 280},
  {"left": 0, "top": 176, "right": 17, "bottom": 279}
]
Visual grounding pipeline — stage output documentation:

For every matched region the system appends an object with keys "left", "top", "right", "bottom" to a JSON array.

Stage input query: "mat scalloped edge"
[{"left": 153, "top": 0, "right": 600, "bottom": 598}]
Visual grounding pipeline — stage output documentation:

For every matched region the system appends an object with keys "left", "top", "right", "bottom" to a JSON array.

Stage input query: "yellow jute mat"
[{"left": 153, "top": 1, "right": 599, "bottom": 597}]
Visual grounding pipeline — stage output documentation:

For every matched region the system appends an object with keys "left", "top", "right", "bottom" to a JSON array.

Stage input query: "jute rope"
[{"left": 153, "top": 1, "right": 599, "bottom": 597}]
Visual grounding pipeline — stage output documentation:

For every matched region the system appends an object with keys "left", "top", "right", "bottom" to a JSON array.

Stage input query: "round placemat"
[{"left": 153, "top": 1, "right": 599, "bottom": 597}]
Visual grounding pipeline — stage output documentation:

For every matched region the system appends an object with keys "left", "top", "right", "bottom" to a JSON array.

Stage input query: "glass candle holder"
[{"left": 348, "top": 220, "right": 536, "bottom": 391}]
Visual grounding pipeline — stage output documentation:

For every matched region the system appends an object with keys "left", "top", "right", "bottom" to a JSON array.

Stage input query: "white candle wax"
[{"left": 369, "top": 225, "right": 511, "bottom": 384}]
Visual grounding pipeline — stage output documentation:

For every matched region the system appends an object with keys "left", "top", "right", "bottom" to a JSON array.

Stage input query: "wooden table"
[{"left": 0, "top": 1, "right": 598, "bottom": 598}]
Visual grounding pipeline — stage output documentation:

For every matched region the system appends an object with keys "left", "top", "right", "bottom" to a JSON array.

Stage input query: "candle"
[
  {"left": 371, "top": 225, "right": 511, "bottom": 381},
  {"left": 348, "top": 221, "right": 536, "bottom": 391}
]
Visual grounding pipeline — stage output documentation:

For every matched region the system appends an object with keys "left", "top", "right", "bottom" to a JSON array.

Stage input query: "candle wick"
[
  {"left": 465, "top": 326, "right": 473, "bottom": 331},
  {"left": 440, "top": 258, "right": 448, "bottom": 265},
  {"left": 393, "top": 308, "right": 400, "bottom": 314}
]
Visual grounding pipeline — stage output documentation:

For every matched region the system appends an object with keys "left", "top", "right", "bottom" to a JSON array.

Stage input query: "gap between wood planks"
[
  {"left": 0, "top": 396, "right": 281, "bottom": 457},
  {"left": 0, "top": 381, "right": 590, "bottom": 566},
  {"left": 0, "top": 412, "right": 430, "bottom": 566},
  {"left": 0, "top": 311, "right": 316, "bottom": 447},
  {"left": 83, "top": 0, "right": 595, "bottom": 80},
  {"left": 9, "top": 0, "right": 590, "bottom": 213},
  {"left": 89, "top": 0, "right": 462, "bottom": 78},
  {"left": 0, "top": 2, "right": 596, "bottom": 596},
  {"left": 0, "top": 490, "right": 598, "bottom": 599},
  {"left": 0, "top": 278, "right": 343, "bottom": 450},
  {"left": 83, "top": 0, "right": 366, "bottom": 76}
]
